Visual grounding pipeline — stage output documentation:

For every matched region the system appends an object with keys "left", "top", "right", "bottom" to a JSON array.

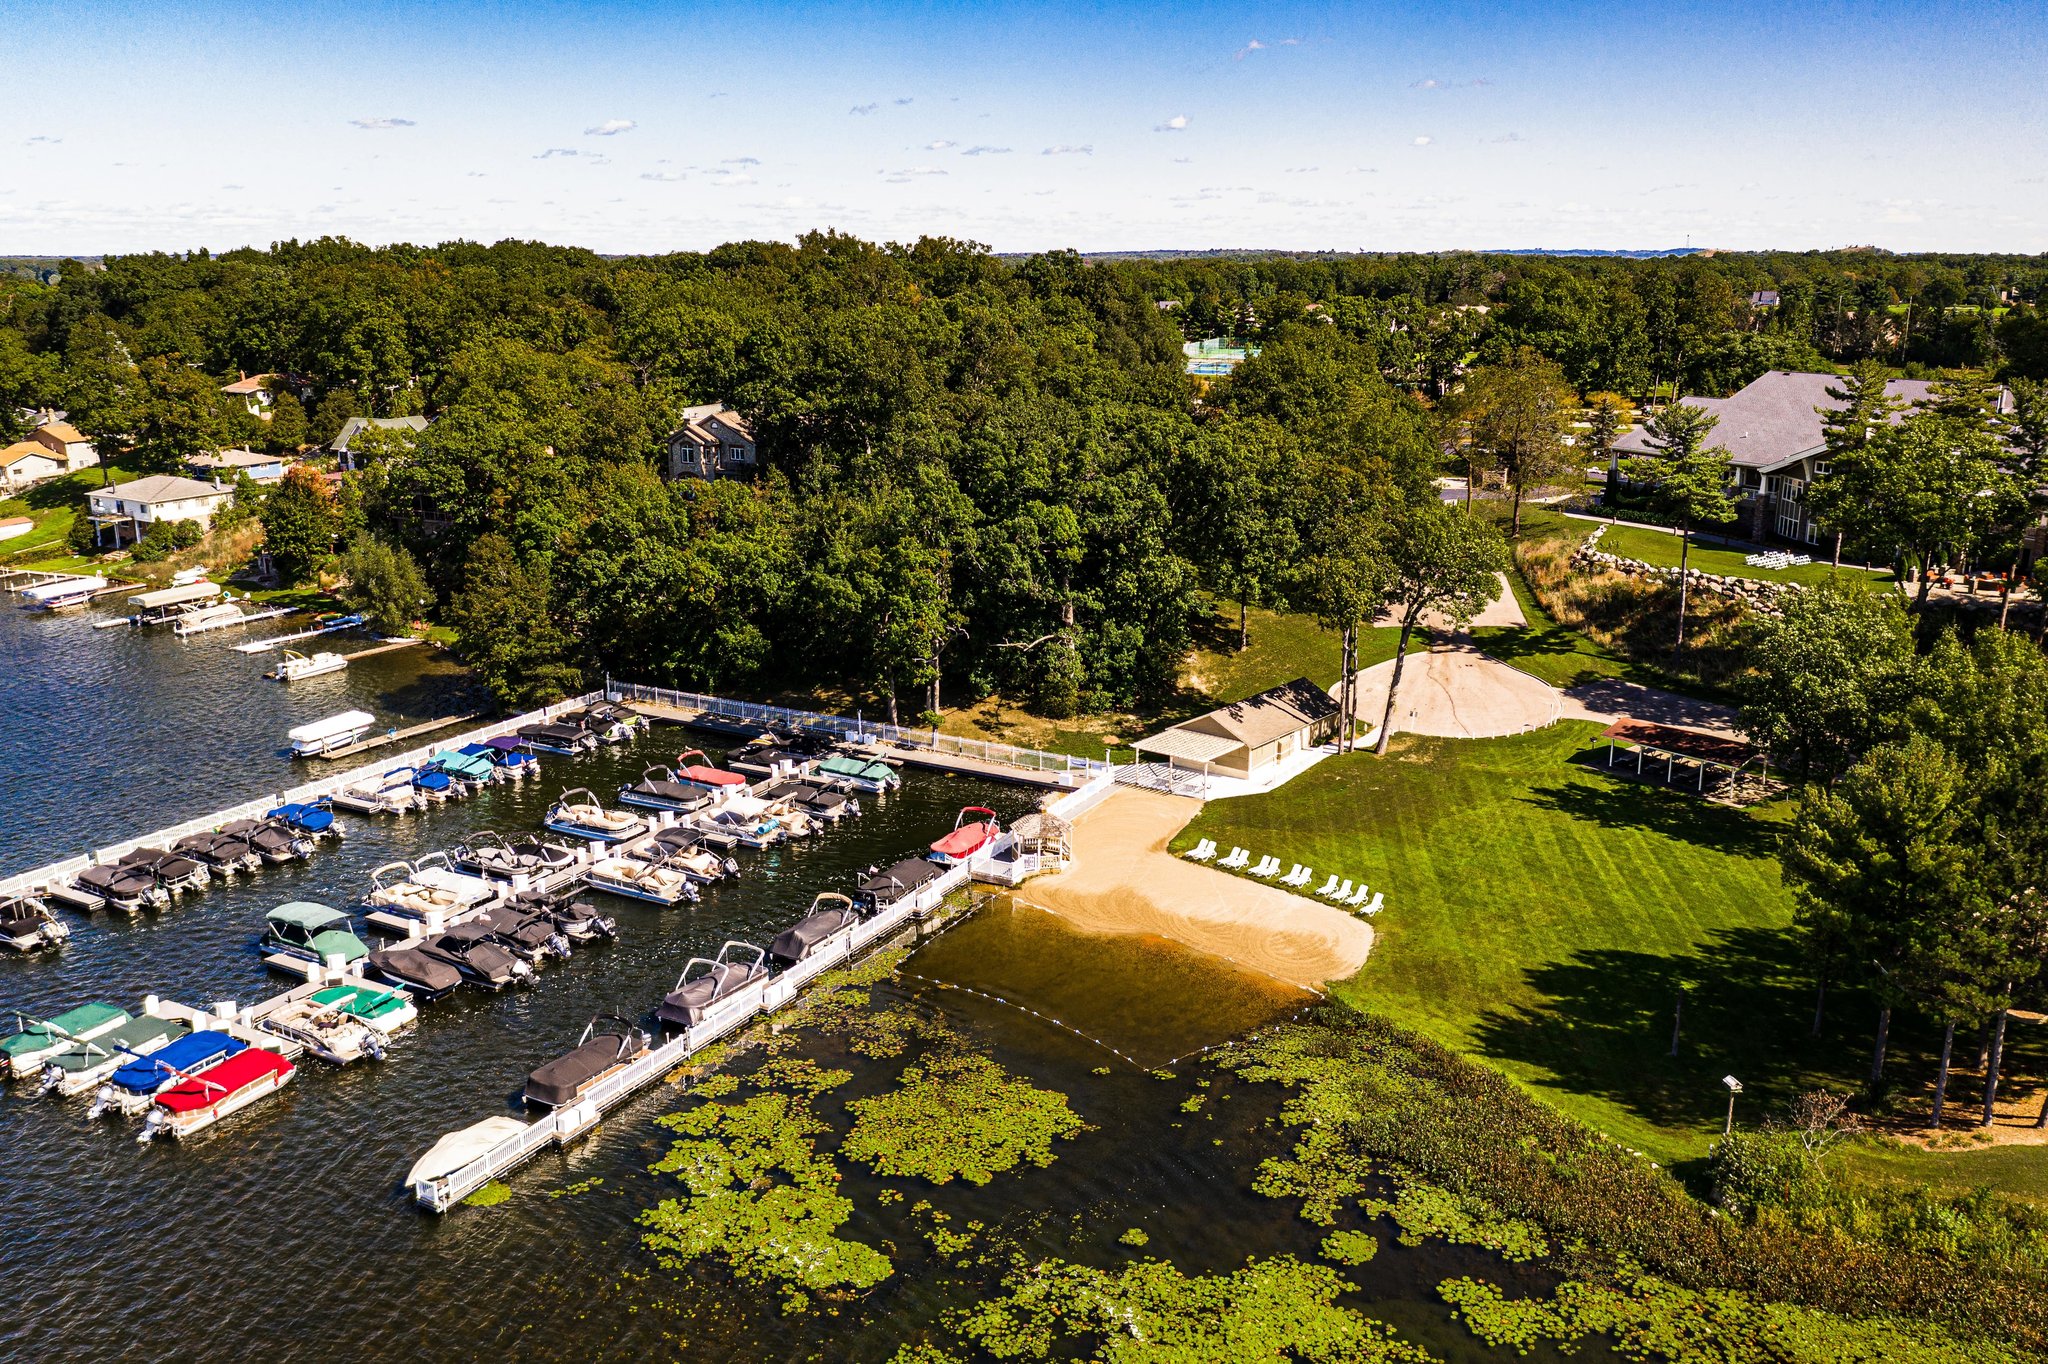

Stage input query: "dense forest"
[{"left": 3, "top": 238, "right": 2045, "bottom": 713}]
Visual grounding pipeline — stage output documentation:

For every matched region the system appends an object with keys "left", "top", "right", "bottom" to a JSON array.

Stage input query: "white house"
[
  {"left": 186, "top": 448, "right": 292, "bottom": 484},
  {"left": 30, "top": 420, "right": 98, "bottom": 473},
  {"left": 86, "top": 475, "right": 234, "bottom": 548},
  {"left": 663, "top": 403, "right": 757, "bottom": 481},
  {"left": 0, "top": 440, "right": 66, "bottom": 489},
  {"left": 221, "top": 373, "right": 276, "bottom": 420}
]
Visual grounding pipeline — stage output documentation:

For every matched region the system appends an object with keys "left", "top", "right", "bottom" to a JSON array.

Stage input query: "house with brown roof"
[
  {"left": 1611, "top": 369, "right": 1999, "bottom": 545},
  {"left": 663, "top": 403, "right": 757, "bottom": 481},
  {"left": 1132, "top": 677, "right": 1341, "bottom": 781},
  {"left": 30, "top": 420, "right": 98, "bottom": 473},
  {"left": 0, "top": 441, "right": 65, "bottom": 488},
  {"left": 221, "top": 373, "right": 277, "bottom": 419}
]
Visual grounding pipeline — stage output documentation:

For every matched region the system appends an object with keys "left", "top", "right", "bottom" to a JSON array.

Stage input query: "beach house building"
[
  {"left": 1131, "top": 678, "right": 1341, "bottom": 783},
  {"left": 663, "top": 403, "right": 757, "bottom": 481},
  {"left": 85, "top": 475, "right": 234, "bottom": 548}
]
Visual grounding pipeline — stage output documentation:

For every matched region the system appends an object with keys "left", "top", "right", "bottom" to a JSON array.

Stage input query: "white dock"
[
  {"left": 408, "top": 861, "right": 971, "bottom": 1212},
  {"left": 233, "top": 616, "right": 364, "bottom": 654}
]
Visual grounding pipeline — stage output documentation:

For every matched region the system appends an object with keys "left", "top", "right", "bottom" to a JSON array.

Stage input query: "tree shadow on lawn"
[
  {"left": 1519, "top": 762, "right": 1781, "bottom": 860},
  {"left": 1471, "top": 926, "right": 1888, "bottom": 1161}
]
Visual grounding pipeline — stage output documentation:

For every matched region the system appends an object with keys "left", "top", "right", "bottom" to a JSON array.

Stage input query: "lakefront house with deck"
[{"left": 86, "top": 475, "right": 234, "bottom": 548}]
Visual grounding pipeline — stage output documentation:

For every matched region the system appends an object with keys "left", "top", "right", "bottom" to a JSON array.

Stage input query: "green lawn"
[
  {"left": 1176, "top": 723, "right": 2048, "bottom": 1194},
  {"left": 0, "top": 463, "right": 140, "bottom": 559},
  {"left": 1592, "top": 520, "right": 1894, "bottom": 587},
  {"left": 1468, "top": 564, "right": 1732, "bottom": 703}
]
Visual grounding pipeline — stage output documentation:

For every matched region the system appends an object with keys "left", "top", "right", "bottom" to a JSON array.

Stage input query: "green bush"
[{"left": 1707, "top": 1130, "right": 1831, "bottom": 1216}]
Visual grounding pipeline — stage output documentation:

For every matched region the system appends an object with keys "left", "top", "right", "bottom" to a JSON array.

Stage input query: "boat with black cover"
[
  {"left": 626, "top": 826, "right": 739, "bottom": 882},
  {"left": 501, "top": 889, "right": 618, "bottom": 945},
  {"left": 565, "top": 702, "right": 645, "bottom": 746},
  {"left": 220, "top": 816, "right": 313, "bottom": 866},
  {"left": 117, "top": 846, "right": 211, "bottom": 897},
  {"left": 417, "top": 922, "right": 534, "bottom": 990},
  {"left": 0, "top": 894, "right": 69, "bottom": 952},
  {"left": 767, "top": 892, "right": 860, "bottom": 967},
  {"left": 758, "top": 778, "right": 858, "bottom": 822},
  {"left": 172, "top": 828, "right": 261, "bottom": 876},
  {"left": 655, "top": 941, "right": 769, "bottom": 1029},
  {"left": 854, "top": 855, "right": 946, "bottom": 911},
  {"left": 469, "top": 904, "right": 571, "bottom": 963},
  {"left": 517, "top": 721, "right": 596, "bottom": 756},
  {"left": 523, "top": 1015, "right": 650, "bottom": 1108},
  {"left": 54, "top": 861, "right": 169, "bottom": 914},
  {"left": 364, "top": 944, "right": 465, "bottom": 1000}
]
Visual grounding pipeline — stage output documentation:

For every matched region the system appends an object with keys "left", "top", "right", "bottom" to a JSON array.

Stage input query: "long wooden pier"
[{"left": 316, "top": 709, "right": 484, "bottom": 761}]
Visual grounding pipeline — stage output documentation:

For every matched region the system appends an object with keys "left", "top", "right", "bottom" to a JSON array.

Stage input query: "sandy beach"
[{"left": 1023, "top": 786, "right": 1374, "bottom": 990}]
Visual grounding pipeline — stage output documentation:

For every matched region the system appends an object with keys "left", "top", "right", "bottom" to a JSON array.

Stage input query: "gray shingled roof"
[
  {"left": 329, "top": 415, "right": 430, "bottom": 453},
  {"left": 1613, "top": 370, "right": 1939, "bottom": 471}
]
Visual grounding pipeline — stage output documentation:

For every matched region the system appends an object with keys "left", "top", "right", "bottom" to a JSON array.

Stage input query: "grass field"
[
  {"left": 0, "top": 463, "right": 138, "bottom": 560},
  {"left": 1593, "top": 520, "right": 1895, "bottom": 587},
  {"left": 1176, "top": 722, "right": 2048, "bottom": 1194}
]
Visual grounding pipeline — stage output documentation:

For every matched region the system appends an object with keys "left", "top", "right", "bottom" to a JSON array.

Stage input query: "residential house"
[
  {"left": 1131, "top": 677, "right": 1340, "bottom": 780},
  {"left": 663, "top": 403, "right": 757, "bottom": 481},
  {"left": 329, "top": 414, "right": 430, "bottom": 468},
  {"left": 86, "top": 475, "right": 234, "bottom": 548},
  {"left": 30, "top": 420, "right": 98, "bottom": 473},
  {"left": 186, "top": 448, "right": 292, "bottom": 484},
  {"left": 0, "top": 441, "right": 66, "bottom": 489},
  {"left": 1612, "top": 369, "right": 1965, "bottom": 545},
  {"left": 0, "top": 514, "right": 31, "bottom": 542},
  {"left": 221, "top": 373, "right": 277, "bottom": 419},
  {"left": 1748, "top": 290, "right": 1782, "bottom": 309}
]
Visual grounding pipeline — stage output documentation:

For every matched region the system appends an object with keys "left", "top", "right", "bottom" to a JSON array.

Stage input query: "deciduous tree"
[
  {"left": 1373, "top": 502, "right": 1507, "bottom": 754},
  {"left": 1622, "top": 402, "right": 1734, "bottom": 649}
]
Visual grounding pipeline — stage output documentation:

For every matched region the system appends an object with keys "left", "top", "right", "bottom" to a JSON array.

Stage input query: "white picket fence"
[{"left": 0, "top": 692, "right": 605, "bottom": 903}]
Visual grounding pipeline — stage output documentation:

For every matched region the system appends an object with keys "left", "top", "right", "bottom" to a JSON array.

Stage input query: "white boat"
[
  {"left": 583, "top": 854, "right": 699, "bottom": 906},
  {"left": 406, "top": 1116, "right": 528, "bottom": 1189},
  {"left": 289, "top": 709, "right": 376, "bottom": 756},
  {"left": 172, "top": 601, "right": 247, "bottom": 636},
  {"left": 258, "top": 983, "right": 414, "bottom": 1065},
  {"left": 129, "top": 580, "right": 222, "bottom": 625},
  {"left": 268, "top": 649, "right": 348, "bottom": 682},
  {"left": 359, "top": 855, "right": 500, "bottom": 922},
  {"left": 21, "top": 575, "right": 108, "bottom": 611}
]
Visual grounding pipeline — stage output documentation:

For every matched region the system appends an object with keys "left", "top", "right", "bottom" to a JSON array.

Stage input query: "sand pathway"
[{"left": 1024, "top": 787, "right": 1374, "bottom": 990}]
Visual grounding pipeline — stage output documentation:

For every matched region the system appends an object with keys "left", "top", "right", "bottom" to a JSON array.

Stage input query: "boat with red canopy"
[
  {"left": 675, "top": 750, "right": 749, "bottom": 792},
  {"left": 140, "top": 1046, "right": 295, "bottom": 1142},
  {"left": 930, "top": 807, "right": 1001, "bottom": 863}
]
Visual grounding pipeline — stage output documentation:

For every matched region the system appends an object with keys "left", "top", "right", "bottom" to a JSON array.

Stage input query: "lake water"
[{"left": 0, "top": 598, "right": 1571, "bottom": 1363}]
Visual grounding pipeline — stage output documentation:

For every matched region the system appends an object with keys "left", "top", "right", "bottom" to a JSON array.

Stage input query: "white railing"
[
  {"left": 0, "top": 692, "right": 604, "bottom": 902},
  {"left": 413, "top": 860, "right": 970, "bottom": 1211},
  {"left": 605, "top": 681, "right": 1107, "bottom": 783}
]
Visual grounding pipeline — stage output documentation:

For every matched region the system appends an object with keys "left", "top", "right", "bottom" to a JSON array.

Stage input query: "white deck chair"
[
  {"left": 1313, "top": 874, "right": 1338, "bottom": 897},
  {"left": 1347, "top": 884, "right": 1372, "bottom": 906},
  {"left": 1283, "top": 864, "right": 1306, "bottom": 886},
  {"left": 1219, "top": 847, "right": 1249, "bottom": 869},
  {"left": 1328, "top": 879, "right": 1353, "bottom": 902},
  {"left": 1259, "top": 856, "right": 1283, "bottom": 877},
  {"left": 1359, "top": 892, "right": 1384, "bottom": 917},
  {"left": 1183, "top": 838, "right": 1216, "bottom": 862},
  {"left": 1248, "top": 856, "right": 1273, "bottom": 877}
]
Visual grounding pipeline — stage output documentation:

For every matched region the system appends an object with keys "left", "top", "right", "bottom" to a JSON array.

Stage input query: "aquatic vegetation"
[
  {"left": 690, "top": 1072, "right": 740, "bottom": 1099},
  {"left": 546, "top": 1177, "right": 605, "bottom": 1200},
  {"left": 1440, "top": 1274, "right": 2020, "bottom": 1364},
  {"left": 897, "top": 1255, "right": 1438, "bottom": 1363},
  {"left": 1361, "top": 1185, "right": 1548, "bottom": 1262},
  {"left": 640, "top": 1090, "right": 891, "bottom": 1311},
  {"left": 1319, "top": 1230, "right": 1377, "bottom": 1265},
  {"left": 841, "top": 1051, "right": 1085, "bottom": 1186},
  {"left": 751, "top": 1055, "right": 853, "bottom": 1095},
  {"left": 462, "top": 1180, "right": 513, "bottom": 1208},
  {"left": 1118, "top": 1228, "right": 1150, "bottom": 1248}
]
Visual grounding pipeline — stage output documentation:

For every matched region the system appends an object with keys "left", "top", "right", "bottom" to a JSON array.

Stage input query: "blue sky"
[{"left": 2, "top": 0, "right": 2042, "bottom": 254}]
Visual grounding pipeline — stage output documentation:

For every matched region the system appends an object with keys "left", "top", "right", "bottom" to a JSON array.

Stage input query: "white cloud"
[
  {"left": 535, "top": 147, "right": 580, "bottom": 159},
  {"left": 962, "top": 145, "right": 1011, "bottom": 156},
  {"left": 1412, "top": 136, "right": 1433, "bottom": 146},
  {"left": 26, "top": 135, "right": 61, "bottom": 145},
  {"left": 1279, "top": 37, "right": 1303, "bottom": 46},
  {"left": 350, "top": 117, "right": 415, "bottom": 130},
  {"left": 723, "top": 156, "right": 762, "bottom": 166},
  {"left": 1412, "top": 78, "right": 1442, "bottom": 90},
  {"left": 1235, "top": 39, "right": 1266, "bottom": 60},
  {"left": 850, "top": 102, "right": 879, "bottom": 115},
  {"left": 640, "top": 170, "right": 686, "bottom": 182},
  {"left": 881, "top": 166, "right": 948, "bottom": 182},
  {"left": 1492, "top": 132, "right": 1524, "bottom": 144},
  {"left": 585, "top": 119, "right": 637, "bottom": 136},
  {"left": 927, "top": 140, "right": 957, "bottom": 150},
  {"left": 1154, "top": 114, "right": 1189, "bottom": 132},
  {"left": 894, "top": 97, "right": 914, "bottom": 105},
  {"left": 1285, "top": 166, "right": 1319, "bottom": 173},
  {"left": 1174, "top": 156, "right": 1193, "bottom": 164},
  {"left": 1042, "top": 144, "right": 1093, "bottom": 156}
]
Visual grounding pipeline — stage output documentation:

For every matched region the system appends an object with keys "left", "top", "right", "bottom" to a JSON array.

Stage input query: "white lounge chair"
[
  {"left": 1183, "top": 838, "right": 1217, "bottom": 862},
  {"left": 1313, "top": 874, "right": 1339, "bottom": 897},
  {"left": 1250, "top": 856, "right": 1278, "bottom": 877},
  {"left": 1219, "top": 847, "right": 1249, "bottom": 869},
  {"left": 1359, "top": 892, "right": 1384, "bottom": 917},
  {"left": 1328, "top": 879, "right": 1353, "bottom": 902},
  {"left": 1283, "top": 864, "right": 1307, "bottom": 886},
  {"left": 1347, "top": 884, "right": 1372, "bottom": 906}
]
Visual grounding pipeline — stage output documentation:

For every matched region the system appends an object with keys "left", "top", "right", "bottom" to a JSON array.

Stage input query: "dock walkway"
[{"left": 317, "top": 706, "right": 481, "bottom": 761}]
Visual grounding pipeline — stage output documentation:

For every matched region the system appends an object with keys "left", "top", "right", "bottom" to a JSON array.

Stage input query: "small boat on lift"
[
  {"left": 617, "top": 765, "right": 713, "bottom": 814},
  {"left": 21, "top": 574, "right": 109, "bottom": 611},
  {"left": 544, "top": 788, "right": 647, "bottom": 845},
  {"left": 2, "top": 1003, "right": 128, "bottom": 1079},
  {"left": 331, "top": 765, "right": 425, "bottom": 815},
  {"left": 523, "top": 1015, "right": 651, "bottom": 1108},
  {"left": 583, "top": 851, "right": 700, "bottom": 906},
  {"left": 450, "top": 831, "right": 583, "bottom": 883},
  {"left": 930, "top": 807, "right": 1002, "bottom": 864},
  {"left": 673, "top": 749, "right": 749, "bottom": 793},
  {"left": 415, "top": 923, "right": 534, "bottom": 991},
  {"left": 767, "top": 893, "right": 861, "bottom": 967},
  {"left": 692, "top": 795, "right": 783, "bottom": 848},
  {"left": 565, "top": 702, "right": 646, "bottom": 746},
  {"left": 172, "top": 601, "right": 249, "bottom": 636},
  {"left": 517, "top": 721, "right": 596, "bottom": 756},
  {"left": 626, "top": 827, "right": 739, "bottom": 883},
  {"left": 655, "top": 942, "right": 769, "bottom": 1029},
  {"left": 266, "top": 649, "right": 348, "bottom": 682},
  {"left": 0, "top": 894, "right": 69, "bottom": 953},
  {"left": 259, "top": 984, "right": 410, "bottom": 1064},
  {"left": 364, "top": 944, "right": 466, "bottom": 1001},
  {"left": 89, "top": 1030, "right": 247, "bottom": 1119},
  {"left": 41, "top": 1013, "right": 190, "bottom": 1097},
  {"left": 127, "top": 580, "right": 221, "bottom": 625},
  {"left": 288, "top": 709, "right": 377, "bottom": 757},
  {"left": 426, "top": 748, "right": 496, "bottom": 794},
  {"left": 462, "top": 738, "right": 536, "bottom": 780},
  {"left": 50, "top": 862, "right": 167, "bottom": 914},
  {"left": 854, "top": 856, "right": 947, "bottom": 912},
  {"left": 172, "top": 828, "right": 261, "bottom": 877},
  {"left": 358, "top": 855, "right": 499, "bottom": 923},
  {"left": 140, "top": 1046, "right": 295, "bottom": 1142}
]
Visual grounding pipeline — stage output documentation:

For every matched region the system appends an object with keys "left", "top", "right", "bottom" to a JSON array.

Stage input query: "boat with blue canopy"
[
  {"left": 412, "top": 767, "right": 457, "bottom": 803},
  {"left": 266, "top": 799, "right": 339, "bottom": 839},
  {"left": 464, "top": 738, "right": 536, "bottom": 779},
  {"left": 89, "top": 1030, "right": 247, "bottom": 1119}
]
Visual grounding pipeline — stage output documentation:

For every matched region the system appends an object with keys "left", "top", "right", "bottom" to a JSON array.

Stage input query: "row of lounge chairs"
[
  {"left": 1181, "top": 840, "right": 1383, "bottom": 916},
  {"left": 1744, "top": 550, "right": 1810, "bottom": 570}
]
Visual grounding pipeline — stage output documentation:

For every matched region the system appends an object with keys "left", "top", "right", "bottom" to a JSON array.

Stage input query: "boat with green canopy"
[
  {"left": 40, "top": 1014, "right": 191, "bottom": 1096},
  {"left": 260, "top": 902, "right": 370, "bottom": 970},
  {"left": 814, "top": 754, "right": 901, "bottom": 793},
  {"left": 259, "top": 981, "right": 415, "bottom": 1064},
  {"left": 2, "top": 1003, "right": 128, "bottom": 1079}
]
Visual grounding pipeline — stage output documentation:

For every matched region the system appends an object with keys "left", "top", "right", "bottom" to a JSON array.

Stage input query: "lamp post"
[{"left": 1722, "top": 1074, "right": 1743, "bottom": 1136}]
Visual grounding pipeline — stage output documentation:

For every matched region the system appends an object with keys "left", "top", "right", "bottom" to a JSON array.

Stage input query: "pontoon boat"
[
  {"left": 260, "top": 902, "right": 370, "bottom": 970},
  {"left": 468, "top": 905, "right": 571, "bottom": 964},
  {"left": 40, "top": 1013, "right": 190, "bottom": 1096},
  {"left": 451, "top": 832, "right": 583, "bottom": 883},
  {"left": 544, "top": 788, "right": 647, "bottom": 844},
  {"left": 565, "top": 703, "right": 646, "bottom": 746},
  {"left": 426, "top": 749, "right": 496, "bottom": 793},
  {"left": 655, "top": 942, "right": 769, "bottom": 1029},
  {"left": 406, "top": 1116, "right": 526, "bottom": 1188},
  {"left": 692, "top": 796, "right": 783, "bottom": 848},
  {"left": 288, "top": 709, "right": 376, "bottom": 757},
  {"left": 172, "top": 828, "right": 261, "bottom": 876},
  {"left": 267, "top": 649, "right": 348, "bottom": 682},
  {"left": 331, "top": 765, "right": 425, "bottom": 815},
  {"left": 930, "top": 807, "right": 1001, "bottom": 864},
  {"left": 583, "top": 853, "right": 700, "bottom": 906},
  {"left": 21, "top": 574, "right": 109, "bottom": 611},
  {"left": 52, "top": 862, "right": 166, "bottom": 914},
  {"left": 265, "top": 800, "right": 339, "bottom": 841},
  {"left": 89, "top": 1030, "right": 246, "bottom": 1119},
  {"left": 855, "top": 856, "right": 946, "bottom": 911},
  {"left": 617, "top": 765, "right": 713, "bottom": 814},
  {"left": 358, "top": 856, "right": 499, "bottom": 922},
  {"left": 523, "top": 1015, "right": 650, "bottom": 1108},
  {"left": 814, "top": 754, "right": 901, "bottom": 793},
  {"left": 626, "top": 827, "right": 738, "bottom": 882},
  {"left": 462, "top": 739, "right": 536, "bottom": 780},
  {"left": 140, "top": 1046, "right": 294, "bottom": 1142},
  {"left": 118, "top": 846, "right": 212, "bottom": 897},
  {"left": 364, "top": 944, "right": 465, "bottom": 1000},
  {"left": 415, "top": 923, "right": 534, "bottom": 990},
  {"left": 0, "top": 895, "right": 69, "bottom": 952},
  {"left": 1, "top": 1003, "right": 128, "bottom": 1079},
  {"left": 673, "top": 750, "right": 749, "bottom": 793},
  {"left": 258, "top": 987, "right": 405, "bottom": 1064},
  {"left": 767, "top": 893, "right": 860, "bottom": 967},
  {"left": 516, "top": 721, "right": 596, "bottom": 756}
]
